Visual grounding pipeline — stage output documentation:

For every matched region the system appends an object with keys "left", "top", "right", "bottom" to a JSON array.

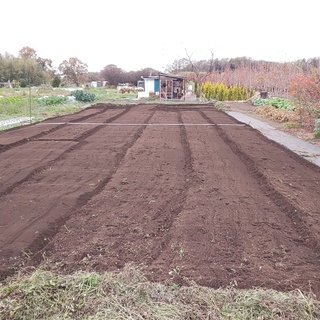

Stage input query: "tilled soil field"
[{"left": 1, "top": 103, "right": 320, "bottom": 296}]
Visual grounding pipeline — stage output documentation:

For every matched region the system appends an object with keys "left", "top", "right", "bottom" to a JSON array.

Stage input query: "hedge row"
[{"left": 202, "top": 82, "right": 253, "bottom": 101}]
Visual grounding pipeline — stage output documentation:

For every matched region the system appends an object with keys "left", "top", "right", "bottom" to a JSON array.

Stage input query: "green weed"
[{"left": 253, "top": 97, "right": 294, "bottom": 110}]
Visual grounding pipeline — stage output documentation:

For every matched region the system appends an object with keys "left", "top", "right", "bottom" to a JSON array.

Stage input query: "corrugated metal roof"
[
  {"left": 142, "top": 73, "right": 185, "bottom": 80},
  {"left": 159, "top": 72, "right": 184, "bottom": 79}
]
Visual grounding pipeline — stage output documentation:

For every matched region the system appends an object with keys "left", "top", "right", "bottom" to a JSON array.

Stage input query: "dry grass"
[
  {"left": 255, "top": 105, "right": 300, "bottom": 123},
  {"left": 1, "top": 264, "right": 319, "bottom": 319}
]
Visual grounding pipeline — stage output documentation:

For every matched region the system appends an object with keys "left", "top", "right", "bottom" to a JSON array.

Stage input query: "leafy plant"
[
  {"left": 70, "top": 90, "right": 96, "bottom": 102},
  {"left": 253, "top": 97, "right": 293, "bottom": 110},
  {"left": 51, "top": 77, "right": 61, "bottom": 88},
  {"left": 0, "top": 96, "right": 27, "bottom": 115},
  {"left": 38, "top": 95, "right": 68, "bottom": 106}
]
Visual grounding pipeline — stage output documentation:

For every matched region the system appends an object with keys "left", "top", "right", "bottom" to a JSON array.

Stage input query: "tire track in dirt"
[{"left": 0, "top": 105, "right": 154, "bottom": 279}]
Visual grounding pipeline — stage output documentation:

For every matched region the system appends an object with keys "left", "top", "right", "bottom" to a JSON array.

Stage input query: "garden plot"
[{"left": 1, "top": 103, "right": 320, "bottom": 298}]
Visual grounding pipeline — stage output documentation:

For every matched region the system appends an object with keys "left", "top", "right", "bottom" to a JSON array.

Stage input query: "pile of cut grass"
[
  {"left": 255, "top": 105, "right": 299, "bottom": 123},
  {"left": 1, "top": 265, "right": 319, "bottom": 319}
]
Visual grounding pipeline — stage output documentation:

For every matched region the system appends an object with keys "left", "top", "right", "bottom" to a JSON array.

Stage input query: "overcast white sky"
[{"left": 1, "top": 0, "right": 319, "bottom": 72}]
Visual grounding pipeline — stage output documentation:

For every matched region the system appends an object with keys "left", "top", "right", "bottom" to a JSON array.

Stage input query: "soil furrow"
[
  {"left": 73, "top": 109, "right": 155, "bottom": 209},
  {"left": 146, "top": 109, "right": 249, "bottom": 285},
  {"left": 0, "top": 107, "right": 132, "bottom": 198},
  {"left": 199, "top": 109, "right": 320, "bottom": 252},
  {"left": 38, "top": 109, "right": 190, "bottom": 274},
  {"left": 0, "top": 105, "right": 152, "bottom": 278},
  {"left": 141, "top": 110, "right": 196, "bottom": 266},
  {"left": 0, "top": 105, "right": 110, "bottom": 152},
  {"left": 155, "top": 108, "right": 320, "bottom": 294},
  {"left": 1, "top": 104, "right": 320, "bottom": 297},
  {"left": 0, "top": 124, "right": 67, "bottom": 153},
  {"left": 2, "top": 108, "right": 156, "bottom": 275}
]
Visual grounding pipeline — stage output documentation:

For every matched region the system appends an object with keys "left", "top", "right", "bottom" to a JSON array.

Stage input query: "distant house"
[
  {"left": 138, "top": 73, "right": 185, "bottom": 100},
  {"left": 90, "top": 81, "right": 108, "bottom": 88}
]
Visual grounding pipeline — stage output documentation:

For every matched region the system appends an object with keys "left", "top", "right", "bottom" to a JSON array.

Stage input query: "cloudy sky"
[{"left": 1, "top": 0, "right": 319, "bottom": 72}]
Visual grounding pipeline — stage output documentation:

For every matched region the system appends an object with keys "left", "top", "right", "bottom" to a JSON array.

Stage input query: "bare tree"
[
  {"left": 185, "top": 49, "right": 215, "bottom": 100},
  {"left": 165, "top": 58, "right": 189, "bottom": 74},
  {"left": 18, "top": 46, "right": 37, "bottom": 60},
  {"left": 59, "top": 57, "right": 88, "bottom": 87},
  {"left": 99, "top": 64, "right": 125, "bottom": 86}
]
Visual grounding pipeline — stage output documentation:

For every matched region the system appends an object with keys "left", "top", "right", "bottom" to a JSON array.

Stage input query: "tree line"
[
  {"left": 0, "top": 46, "right": 159, "bottom": 88},
  {"left": 167, "top": 56, "right": 320, "bottom": 98},
  {"left": 1, "top": 46, "right": 320, "bottom": 99}
]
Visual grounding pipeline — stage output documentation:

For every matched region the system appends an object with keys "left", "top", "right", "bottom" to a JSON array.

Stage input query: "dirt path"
[{"left": 1, "top": 103, "right": 320, "bottom": 297}]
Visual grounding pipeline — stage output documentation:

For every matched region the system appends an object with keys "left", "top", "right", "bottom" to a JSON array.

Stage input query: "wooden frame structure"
[{"left": 159, "top": 73, "right": 185, "bottom": 100}]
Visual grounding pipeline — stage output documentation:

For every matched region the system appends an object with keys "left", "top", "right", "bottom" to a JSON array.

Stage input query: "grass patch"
[
  {"left": 284, "top": 122, "right": 299, "bottom": 128},
  {"left": 1, "top": 265, "right": 319, "bottom": 319},
  {"left": 0, "top": 87, "right": 139, "bottom": 130},
  {"left": 214, "top": 101, "right": 231, "bottom": 111}
]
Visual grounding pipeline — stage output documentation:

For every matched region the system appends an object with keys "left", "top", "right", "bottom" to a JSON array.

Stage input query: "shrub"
[
  {"left": 202, "top": 82, "right": 249, "bottom": 101},
  {"left": 20, "top": 79, "right": 27, "bottom": 88},
  {"left": 51, "top": 77, "right": 61, "bottom": 88},
  {"left": 289, "top": 75, "right": 320, "bottom": 129},
  {"left": 70, "top": 90, "right": 96, "bottom": 102}
]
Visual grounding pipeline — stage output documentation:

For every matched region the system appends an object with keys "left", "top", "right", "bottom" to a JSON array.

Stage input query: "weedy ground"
[
  {"left": 1, "top": 264, "right": 319, "bottom": 320},
  {"left": 0, "top": 87, "right": 137, "bottom": 130}
]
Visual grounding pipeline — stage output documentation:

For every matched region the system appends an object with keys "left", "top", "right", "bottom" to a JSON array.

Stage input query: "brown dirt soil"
[{"left": 1, "top": 103, "right": 320, "bottom": 297}]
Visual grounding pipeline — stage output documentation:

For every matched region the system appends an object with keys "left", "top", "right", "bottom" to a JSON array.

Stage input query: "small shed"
[{"left": 138, "top": 73, "right": 185, "bottom": 100}]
